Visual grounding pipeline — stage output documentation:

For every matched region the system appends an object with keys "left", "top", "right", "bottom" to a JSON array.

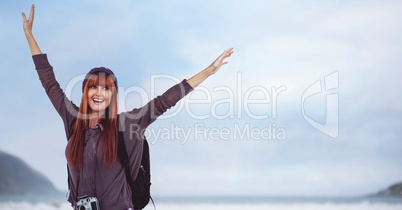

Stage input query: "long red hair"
[{"left": 67, "top": 72, "right": 118, "bottom": 170}]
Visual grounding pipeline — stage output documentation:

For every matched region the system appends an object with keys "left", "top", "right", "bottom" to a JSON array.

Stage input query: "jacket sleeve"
[
  {"left": 33, "top": 54, "right": 78, "bottom": 139},
  {"left": 118, "top": 79, "right": 193, "bottom": 180},
  {"left": 123, "top": 79, "right": 193, "bottom": 133}
]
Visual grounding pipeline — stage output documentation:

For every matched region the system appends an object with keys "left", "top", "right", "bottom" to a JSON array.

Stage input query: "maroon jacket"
[{"left": 33, "top": 54, "right": 193, "bottom": 209}]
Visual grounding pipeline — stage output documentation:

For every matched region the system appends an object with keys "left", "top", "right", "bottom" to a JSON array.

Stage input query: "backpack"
[
  {"left": 117, "top": 130, "right": 154, "bottom": 210},
  {"left": 67, "top": 126, "right": 154, "bottom": 210}
]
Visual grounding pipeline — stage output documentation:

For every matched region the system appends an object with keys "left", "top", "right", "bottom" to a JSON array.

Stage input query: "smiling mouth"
[{"left": 93, "top": 98, "right": 104, "bottom": 103}]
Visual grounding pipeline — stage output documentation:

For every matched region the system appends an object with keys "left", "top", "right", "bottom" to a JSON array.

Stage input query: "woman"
[{"left": 22, "top": 4, "right": 233, "bottom": 210}]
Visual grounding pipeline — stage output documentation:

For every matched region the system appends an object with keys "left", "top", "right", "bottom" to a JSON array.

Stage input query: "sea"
[{"left": 0, "top": 195, "right": 402, "bottom": 210}]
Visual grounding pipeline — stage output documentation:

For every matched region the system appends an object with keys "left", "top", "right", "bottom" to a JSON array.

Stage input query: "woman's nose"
[{"left": 96, "top": 86, "right": 103, "bottom": 95}]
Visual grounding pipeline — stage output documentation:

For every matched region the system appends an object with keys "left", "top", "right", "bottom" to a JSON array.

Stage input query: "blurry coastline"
[
  {"left": 2, "top": 149, "right": 402, "bottom": 209},
  {"left": 1, "top": 194, "right": 402, "bottom": 210}
]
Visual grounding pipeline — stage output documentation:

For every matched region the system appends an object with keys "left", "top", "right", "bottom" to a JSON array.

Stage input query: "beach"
[{"left": 1, "top": 196, "right": 402, "bottom": 210}]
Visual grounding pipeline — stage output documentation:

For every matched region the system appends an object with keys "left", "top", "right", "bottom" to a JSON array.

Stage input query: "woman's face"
[{"left": 87, "top": 84, "right": 113, "bottom": 114}]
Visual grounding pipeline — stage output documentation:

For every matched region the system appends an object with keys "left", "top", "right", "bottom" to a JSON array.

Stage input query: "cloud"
[{"left": 2, "top": 0, "right": 402, "bottom": 196}]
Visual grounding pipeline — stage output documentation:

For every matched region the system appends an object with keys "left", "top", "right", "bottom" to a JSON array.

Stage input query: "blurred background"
[{"left": 0, "top": 0, "right": 401, "bottom": 208}]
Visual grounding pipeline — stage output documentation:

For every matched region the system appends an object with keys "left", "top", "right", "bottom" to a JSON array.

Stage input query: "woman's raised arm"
[
  {"left": 187, "top": 48, "right": 234, "bottom": 88},
  {"left": 22, "top": 4, "right": 42, "bottom": 55}
]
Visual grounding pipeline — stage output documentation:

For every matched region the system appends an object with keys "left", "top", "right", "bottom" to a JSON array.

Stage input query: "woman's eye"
[
  {"left": 103, "top": 86, "right": 110, "bottom": 90},
  {"left": 90, "top": 85, "right": 97, "bottom": 89}
]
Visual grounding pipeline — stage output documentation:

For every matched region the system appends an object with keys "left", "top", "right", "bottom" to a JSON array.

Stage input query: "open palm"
[{"left": 207, "top": 48, "right": 234, "bottom": 75}]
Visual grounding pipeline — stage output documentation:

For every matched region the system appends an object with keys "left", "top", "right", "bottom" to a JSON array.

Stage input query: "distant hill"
[
  {"left": 0, "top": 150, "right": 59, "bottom": 195},
  {"left": 375, "top": 181, "right": 402, "bottom": 197}
]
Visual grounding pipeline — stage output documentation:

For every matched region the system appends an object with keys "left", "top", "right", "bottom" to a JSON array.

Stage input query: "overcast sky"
[{"left": 1, "top": 0, "right": 401, "bottom": 197}]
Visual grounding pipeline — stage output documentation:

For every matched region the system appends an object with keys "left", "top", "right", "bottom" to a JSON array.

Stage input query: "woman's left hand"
[
  {"left": 205, "top": 48, "right": 234, "bottom": 75},
  {"left": 187, "top": 47, "right": 234, "bottom": 88}
]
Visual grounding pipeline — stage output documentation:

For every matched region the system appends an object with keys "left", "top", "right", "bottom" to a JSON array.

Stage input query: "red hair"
[{"left": 67, "top": 72, "right": 118, "bottom": 170}]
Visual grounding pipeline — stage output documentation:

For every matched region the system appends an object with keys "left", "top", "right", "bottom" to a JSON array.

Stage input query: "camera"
[{"left": 76, "top": 195, "right": 100, "bottom": 210}]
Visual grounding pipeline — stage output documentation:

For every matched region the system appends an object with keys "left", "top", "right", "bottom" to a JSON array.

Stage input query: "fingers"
[
  {"left": 210, "top": 47, "right": 233, "bottom": 70},
  {"left": 22, "top": 5, "right": 34, "bottom": 22},
  {"left": 222, "top": 48, "right": 234, "bottom": 59},
  {"left": 29, "top": 4, "right": 35, "bottom": 22},
  {"left": 22, "top": 12, "right": 27, "bottom": 22},
  {"left": 22, "top": 5, "right": 35, "bottom": 33},
  {"left": 224, "top": 47, "right": 234, "bottom": 54},
  {"left": 225, "top": 47, "right": 234, "bottom": 52},
  {"left": 220, "top": 48, "right": 234, "bottom": 65}
]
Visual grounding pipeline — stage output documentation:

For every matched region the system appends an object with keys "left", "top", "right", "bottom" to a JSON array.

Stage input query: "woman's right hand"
[
  {"left": 22, "top": 4, "right": 42, "bottom": 55},
  {"left": 22, "top": 4, "right": 35, "bottom": 35}
]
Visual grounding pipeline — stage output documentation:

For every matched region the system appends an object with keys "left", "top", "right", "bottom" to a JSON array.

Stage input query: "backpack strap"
[
  {"left": 117, "top": 129, "right": 135, "bottom": 190},
  {"left": 67, "top": 164, "right": 72, "bottom": 197},
  {"left": 117, "top": 126, "right": 155, "bottom": 210}
]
